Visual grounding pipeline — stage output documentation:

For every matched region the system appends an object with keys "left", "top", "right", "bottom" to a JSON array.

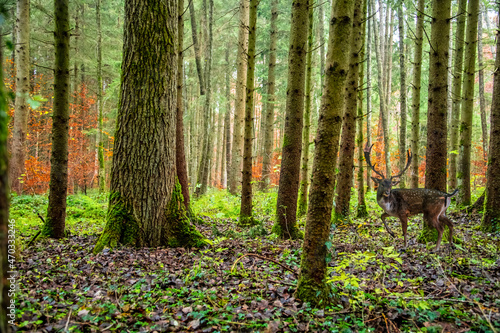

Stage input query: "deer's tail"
[{"left": 446, "top": 189, "right": 459, "bottom": 198}]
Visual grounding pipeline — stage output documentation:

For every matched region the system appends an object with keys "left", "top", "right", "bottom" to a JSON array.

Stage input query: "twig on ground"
[{"left": 231, "top": 253, "right": 298, "bottom": 276}]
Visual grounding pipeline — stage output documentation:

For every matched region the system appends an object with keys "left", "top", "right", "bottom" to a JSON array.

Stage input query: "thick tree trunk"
[
  {"left": 478, "top": 9, "right": 488, "bottom": 161},
  {"left": 457, "top": 0, "right": 479, "bottom": 206},
  {"left": 224, "top": 46, "right": 231, "bottom": 188},
  {"left": 94, "top": 0, "right": 205, "bottom": 253},
  {"left": 274, "top": 0, "right": 310, "bottom": 238},
  {"left": 10, "top": 0, "right": 30, "bottom": 194},
  {"left": 43, "top": 0, "right": 70, "bottom": 239},
  {"left": 239, "top": 0, "right": 258, "bottom": 226},
  {"left": 188, "top": 0, "right": 205, "bottom": 95},
  {"left": 297, "top": 2, "right": 314, "bottom": 218},
  {"left": 295, "top": 0, "right": 354, "bottom": 307},
  {"left": 425, "top": 0, "right": 451, "bottom": 193},
  {"left": 482, "top": 7, "right": 500, "bottom": 232},
  {"left": 228, "top": 0, "right": 249, "bottom": 195},
  {"left": 410, "top": 0, "right": 425, "bottom": 188},
  {"left": 96, "top": 0, "right": 105, "bottom": 193},
  {"left": 259, "top": 0, "right": 278, "bottom": 192},
  {"left": 449, "top": 0, "right": 467, "bottom": 190},
  {"left": 397, "top": 4, "right": 407, "bottom": 188},
  {"left": 334, "top": 0, "right": 364, "bottom": 223}
]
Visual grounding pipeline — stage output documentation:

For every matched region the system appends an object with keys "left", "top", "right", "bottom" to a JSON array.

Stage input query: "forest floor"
[{"left": 10, "top": 189, "right": 500, "bottom": 333}]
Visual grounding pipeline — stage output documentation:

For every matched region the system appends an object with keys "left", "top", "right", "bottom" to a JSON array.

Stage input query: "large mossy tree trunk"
[
  {"left": 297, "top": 2, "right": 314, "bottom": 218},
  {"left": 295, "top": 0, "right": 354, "bottom": 307},
  {"left": 10, "top": 0, "right": 30, "bottom": 194},
  {"left": 482, "top": 9, "right": 500, "bottom": 233},
  {"left": 94, "top": 0, "right": 205, "bottom": 253},
  {"left": 457, "top": 0, "right": 479, "bottom": 207},
  {"left": 96, "top": 0, "right": 105, "bottom": 193},
  {"left": 43, "top": 0, "right": 70, "bottom": 239},
  {"left": 239, "top": 0, "right": 258, "bottom": 226},
  {"left": 228, "top": 0, "right": 249, "bottom": 195},
  {"left": 274, "top": 0, "right": 310, "bottom": 239},
  {"left": 409, "top": 0, "right": 425, "bottom": 188},
  {"left": 421, "top": 0, "right": 451, "bottom": 243},
  {"left": 448, "top": 0, "right": 467, "bottom": 190},
  {"left": 259, "top": 0, "right": 278, "bottom": 192},
  {"left": 334, "top": 0, "right": 364, "bottom": 223},
  {"left": 397, "top": 4, "right": 407, "bottom": 188}
]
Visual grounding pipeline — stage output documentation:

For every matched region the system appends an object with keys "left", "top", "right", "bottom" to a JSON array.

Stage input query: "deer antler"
[
  {"left": 364, "top": 143, "right": 385, "bottom": 179},
  {"left": 391, "top": 150, "right": 413, "bottom": 180}
]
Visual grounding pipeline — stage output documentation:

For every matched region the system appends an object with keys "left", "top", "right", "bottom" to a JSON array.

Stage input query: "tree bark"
[
  {"left": 334, "top": 0, "right": 364, "bottom": 223},
  {"left": 457, "top": 0, "right": 479, "bottom": 206},
  {"left": 397, "top": 4, "right": 407, "bottom": 188},
  {"left": 188, "top": 0, "right": 205, "bottom": 95},
  {"left": 274, "top": 0, "right": 310, "bottom": 238},
  {"left": 94, "top": 0, "right": 205, "bottom": 252},
  {"left": 318, "top": 0, "right": 325, "bottom": 89},
  {"left": 297, "top": 2, "right": 314, "bottom": 218},
  {"left": 224, "top": 46, "right": 232, "bottom": 188},
  {"left": 10, "top": 0, "right": 30, "bottom": 194},
  {"left": 365, "top": 0, "right": 372, "bottom": 191},
  {"left": 295, "top": 0, "right": 354, "bottom": 307},
  {"left": 228, "top": 0, "right": 249, "bottom": 195},
  {"left": 43, "top": 0, "right": 70, "bottom": 239},
  {"left": 482, "top": 6, "right": 500, "bottom": 232},
  {"left": 449, "top": 0, "right": 467, "bottom": 190},
  {"left": 478, "top": 8, "right": 488, "bottom": 161},
  {"left": 425, "top": 0, "right": 451, "bottom": 193},
  {"left": 259, "top": 0, "right": 278, "bottom": 192},
  {"left": 410, "top": 0, "right": 425, "bottom": 188},
  {"left": 96, "top": 0, "right": 105, "bottom": 193},
  {"left": 239, "top": 0, "right": 258, "bottom": 226}
]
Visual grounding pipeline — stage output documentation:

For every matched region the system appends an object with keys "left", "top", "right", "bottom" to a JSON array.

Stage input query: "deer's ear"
[
  {"left": 392, "top": 180, "right": 400, "bottom": 186},
  {"left": 371, "top": 177, "right": 381, "bottom": 184}
]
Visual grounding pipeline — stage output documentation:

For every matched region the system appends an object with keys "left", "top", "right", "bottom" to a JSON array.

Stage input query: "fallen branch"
[
  {"left": 27, "top": 212, "right": 45, "bottom": 247},
  {"left": 231, "top": 253, "right": 298, "bottom": 276}
]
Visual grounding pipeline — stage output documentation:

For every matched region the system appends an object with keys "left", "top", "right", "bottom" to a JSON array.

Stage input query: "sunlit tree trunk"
[
  {"left": 397, "top": 4, "right": 407, "bottom": 188},
  {"left": 296, "top": 0, "right": 354, "bottom": 307},
  {"left": 482, "top": 8, "right": 500, "bottom": 232},
  {"left": 96, "top": 0, "right": 105, "bottom": 193},
  {"left": 43, "top": 0, "right": 70, "bottom": 239},
  {"left": 259, "top": 0, "right": 278, "bottom": 192},
  {"left": 274, "top": 0, "right": 310, "bottom": 238},
  {"left": 457, "top": 0, "right": 479, "bottom": 206},
  {"left": 228, "top": 0, "right": 249, "bottom": 195},
  {"left": 297, "top": 2, "right": 314, "bottom": 218},
  {"left": 410, "top": 0, "right": 424, "bottom": 188},
  {"left": 239, "top": 0, "right": 258, "bottom": 226},
  {"left": 334, "top": 0, "right": 364, "bottom": 223},
  {"left": 10, "top": 0, "right": 30, "bottom": 194},
  {"left": 449, "top": 0, "right": 467, "bottom": 190},
  {"left": 94, "top": 0, "right": 206, "bottom": 253}
]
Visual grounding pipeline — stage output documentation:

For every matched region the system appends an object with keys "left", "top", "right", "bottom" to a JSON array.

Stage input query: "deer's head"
[{"left": 363, "top": 143, "right": 412, "bottom": 198}]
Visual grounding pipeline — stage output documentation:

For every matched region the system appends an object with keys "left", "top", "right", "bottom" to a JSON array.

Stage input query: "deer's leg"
[
  {"left": 439, "top": 215, "right": 454, "bottom": 248},
  {"left": 400, "top": 215, "right": 409, "bottom": 248},
  {"left": 381, "top": 213, "right": 395, "bottom": 237}
]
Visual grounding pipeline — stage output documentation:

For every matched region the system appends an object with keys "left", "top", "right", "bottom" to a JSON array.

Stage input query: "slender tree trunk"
[
  {"left": 478, "top": 8, "right": 487, "bottom": 161},
  {"left": 297, "top": 2, "right": 314, "bottom": 218},
  {"left": 295, "top": 0, "right": 354, "bottom": 307},
  {"left": 224, "top": 46, "right": 231, "bottom": 188},
  {"left": 449, "top": 0, "right": 467, "bottom": 190},
  {"left": 239, "top": 0, "right": 258, "bottom": 226},
  {"left": 274, "top": 0, "right": 310, "bottom": 238},
  {"left": 259, "top": 0, "right": 278, "bottom": 192},
  {"left": 215, "top": 111, "right": 223, "bottom": 187},
  {"left": 188, "top": 0, "right": 205, "bottom": 95},
  {"left": 334, "top": 0, "right": 364, "bottom": 223},
  {"left": 397, "top": 4, "right": 407, "bottom": 188},
  {"left": 365, "top": 0, "right": 372, "bottom": 191},
  {"left": 10, "top": 0, "right": 30, "bottom": 194},
  {"left": 94, "top": 0, "right": 206, "bottom": 253},
  {"left": 457, "top": 0, "right": 479, "bottom": 206},
  {"left": 410, "top": 0, "right": 425, "bottom": 188},
  {"left": 43, "top": 0, "right": 70, "bottom": 238},
  {"left": 96, "top": 0, "right": 105, "bottom": 193},
  {"left": 482, "top": 6, "right": 500, "bottom": 232},
  {"left": 228, "top": 0, "right": 249, "bottom": 195}
]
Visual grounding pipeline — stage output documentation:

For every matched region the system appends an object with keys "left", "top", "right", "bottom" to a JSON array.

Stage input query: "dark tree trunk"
[
  {"left": 457, "top": 0, "right": 479, "bottom": 206},
  {"left": 334, "top": 0, "right": 364, "bottom": 223},
  {"left": 274, "top": 0, "right": 310, "bottom": 239},
  {"left": 365, "top": 0, "right": 372, "bottom": 191},
  {"left": 295, "top": 0, "right": 354, "bottom": 307},
  {"left": 397, "top": 4, "right": 407, "bottom": 188},
  {"left": 188, "top": 0, "right": 205, "bottom": 95},
  {"left": 482, "top": 7, "right": 500, "bottom": 232},
  {"left": 478, "top": 8, "right": 487, "bottom": 161},
  {"left": 43, "top": 0, "right": 70, "bottom": 239},
  {"left": 94, "top": 0, "right": 205, "bottom": 253},
  {"left": 224, "top": 46, "right": 232, "bottom": 188},
  {"left": 259, "top": 0, "right": 278, "bottom": 192},
  {"left": 96, "top": 0, "right": 105, "bottom": 193},
  {"left": 410, "top": 0, "right": 425, "bottom": 188}
]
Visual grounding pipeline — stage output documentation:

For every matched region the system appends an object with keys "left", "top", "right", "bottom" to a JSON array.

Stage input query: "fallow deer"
[{"left": 364, "top": 144, "right": 458, "bottom": 251}]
